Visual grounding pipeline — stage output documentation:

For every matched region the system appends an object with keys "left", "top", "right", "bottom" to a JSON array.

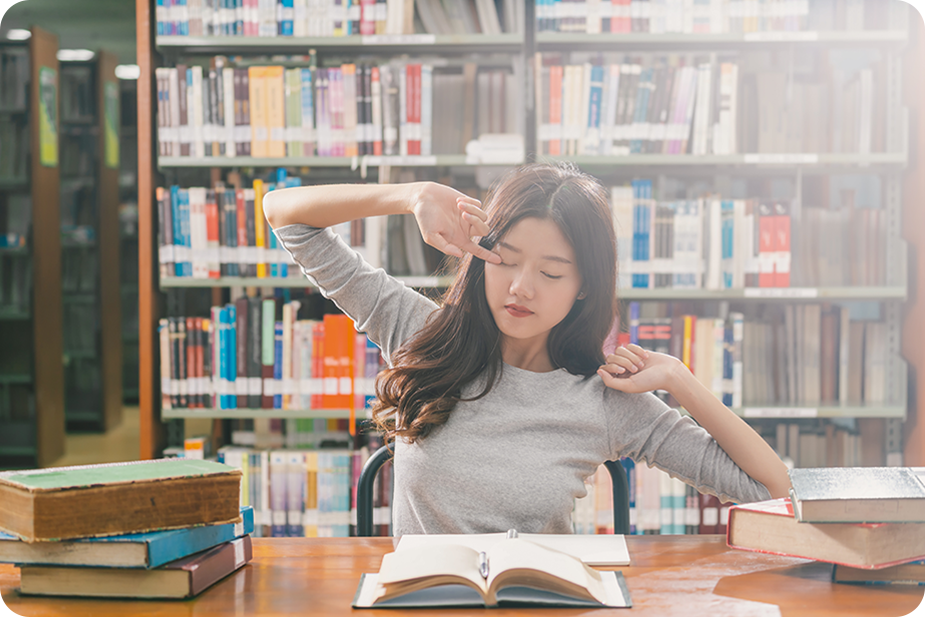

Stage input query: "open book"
[{"left": 352, "top": 538, "right": 631, "bottom": 609}]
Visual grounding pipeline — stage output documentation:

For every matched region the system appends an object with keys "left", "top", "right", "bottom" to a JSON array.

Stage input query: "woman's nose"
[{"left": 509, "top": 270, "right": 535, "bottom": 299}]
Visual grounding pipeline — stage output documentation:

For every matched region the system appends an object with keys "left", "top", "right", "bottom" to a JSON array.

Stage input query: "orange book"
[
  {"left": 681, "top": 315, "right": 695, "bottom": 371},
  {"left": 311, "top": 321, "right": 324, "bottom": 410},
  {"left": 322, "top": 314, "right": 353, "bottom": 410},
  {"left": 248, "top": 66, "right": 268, "bottom": 157},
  {"left": 205, "top": 190, "right": 220, "bottom": 279},
  {"left": 264, "top": 66, "right": 286, "bottom": 158},
  {"left": 253, "top": 179, "right": 267, "bottom": 278},
  {"left": 549, "top": 64, "right": 563, "bottom": 156}
]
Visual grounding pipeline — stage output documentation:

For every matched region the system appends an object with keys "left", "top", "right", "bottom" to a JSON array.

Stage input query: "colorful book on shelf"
[
  {"left": 0, "top": 459, "right": 242, "bottom": 542},
  {"left": 788, "top": 467, "right": 925, "bottom": 524},
  {"left": 0, "top": 506, "right": 253, "bottom": 568},
  {"left": 727, "top": 497, "right": 925, "bottom": 569},
  {"left": 18, "top": 535, "right": 253, "bottom": 599}
]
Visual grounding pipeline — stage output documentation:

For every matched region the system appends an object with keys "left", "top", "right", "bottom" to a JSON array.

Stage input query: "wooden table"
[{"left": 1, "top": 536, "right": 923, "bottom": 616}]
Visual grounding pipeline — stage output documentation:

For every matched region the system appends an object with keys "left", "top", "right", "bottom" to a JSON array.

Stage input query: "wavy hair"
[{"left": 370, "top": 162, "right": 618, "bottom": 443}]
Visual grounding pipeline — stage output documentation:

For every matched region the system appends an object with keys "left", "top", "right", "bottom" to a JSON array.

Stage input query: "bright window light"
[
  {"left": 57, "top": 49, "right": 95, "bottom": 62},
  {"left": 6, "top": 29, "right": 31, "bottom": 41},
  {"left": 115, "top": 64, "right": 140, "bottom": 80}
]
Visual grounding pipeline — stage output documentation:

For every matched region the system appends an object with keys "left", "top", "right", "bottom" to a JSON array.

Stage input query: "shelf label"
[
  {"left": 743, "top": 287, "right": 818, "bottom": 298},
  {"left": 744, "top": 153, "right": 819, "bottom": 165},
  {"left": 744, "top": 31, "right": 819, "bottom": 42},
  {"left": 361, "top": 34, "right": 436, "bottom": 45},
  {"left": 743, "top": 407, "right": 817, "bottom": 418}
]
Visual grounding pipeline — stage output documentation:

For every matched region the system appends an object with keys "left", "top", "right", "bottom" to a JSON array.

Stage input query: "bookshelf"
[
  {"left": 0, "top": 27, "right": 64, "bottom": 467},
  {"left": 134, "top": 0, "right": 924, "bottom": 472},
  {"left": 120, "top": 79, "right": 140, "bottom": 402},
  {"left": 59, "top": 51, "right": 123, "bottom": 432}
]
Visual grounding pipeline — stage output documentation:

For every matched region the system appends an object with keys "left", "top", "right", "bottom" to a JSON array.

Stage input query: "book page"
[
  {"left": 377, "top": 543, "right": 486, "bottom": 593},
  {"left": 395, "top": 533, "right": 630, "bottom": 566},
  {"left": 486, "top": 538, "right": 607, "bottom": 605}
]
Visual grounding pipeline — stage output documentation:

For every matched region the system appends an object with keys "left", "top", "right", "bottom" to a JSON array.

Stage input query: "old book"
[
  {"left": 727, "top": 498, "right": 925, "bottom": 569},
  {"left": 789, "top": 467, "right": 925, "bottom": 523},
  {"left": 19, "top": 536, "right": 252, "bottom": 599},
  {"left": 0, "top": 459, "right": 242, "bottom": 542},
  {"left": 0, "top": 507, "right": 253, "bottom": 568},
  {"left": 352, "top": 538, "right": 631, "bottom": 609},
  {"left": 833, "top": 560, "right": 925, "bottom": 585}
]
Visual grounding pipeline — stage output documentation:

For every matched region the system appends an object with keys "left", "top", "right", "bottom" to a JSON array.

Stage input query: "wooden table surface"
[{"left": 1, "top": 535, "right": 923, "bottom": 616}]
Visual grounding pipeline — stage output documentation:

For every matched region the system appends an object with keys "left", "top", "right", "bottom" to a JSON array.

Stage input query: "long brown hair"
[{"left": 371, "top": 162, "right": 618, "bottom": 443}]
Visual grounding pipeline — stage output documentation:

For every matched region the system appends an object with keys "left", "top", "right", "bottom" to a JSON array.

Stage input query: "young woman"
[{"left": 263, "top": 162, "right": 790, "bottom": 535}]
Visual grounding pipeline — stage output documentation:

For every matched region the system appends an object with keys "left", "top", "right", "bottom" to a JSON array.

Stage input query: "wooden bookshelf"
[
  {"left": 134, "top": 0, "right": 925, "bottom": 465},
  {"left": 0, "top": 27, "right": 65, "bottom": 466}
]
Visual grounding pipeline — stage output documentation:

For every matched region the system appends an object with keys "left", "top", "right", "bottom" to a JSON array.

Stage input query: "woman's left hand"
[{"left": 597, "top": 344, "right": 683, "bottom": 394}]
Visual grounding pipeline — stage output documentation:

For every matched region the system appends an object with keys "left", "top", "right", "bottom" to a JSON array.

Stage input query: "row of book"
[
  {"left": 535, "top": 0, "right": 893, "bottom": 34},
  {"left": 537, "top": 55, "right": 886, "bottom": 158},
  {"left": 767, "top": 421, "right": 866, "bottom": 469},
  {"left": 0, "top": 47, "right": 28, "bottom": 112},
  {"left": 575, "top": 459, "right": 731, "bottom": 536},
  {"left": 628, "top": 301, "right": 892, "bottom": 409},
  {"left": 159, "top": 301, "right": 384, "bottom": 411},
  {"left": 155, "top": 58, "right": 516, "bottom": 160},
  {"left": 215, "top": 442, "right": 393, "bottom": 537},
  {"left": 157, "top": 0, "right": 522, "bottom": 37},
  {"left": 0, "top": 459, "right": 252, "bottom": 599}
]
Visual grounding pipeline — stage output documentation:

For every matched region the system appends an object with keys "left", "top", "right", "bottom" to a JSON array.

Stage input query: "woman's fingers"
[
  {"left": 427, "top": 233, "right": 464, "bottom": 259},
  {"left": 459, "top": 238, "right": 502, "bottom": 264},
  {"left": 462, "top": 212, "right": 491, "bottom": 237},
  {"left": 457, "top": 199, "right": 488, "bottom": 221},
  {"left": 606, "top": 347, "right": 645, "bottom": 372}
]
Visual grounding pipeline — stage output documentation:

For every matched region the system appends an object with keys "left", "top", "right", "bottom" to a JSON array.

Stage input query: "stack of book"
[
  {"left": 727, "top": 467, "right": 925, "bottom": 584},
  {"left": 0, "top": 459, "right": 253, "bottom": 599}
]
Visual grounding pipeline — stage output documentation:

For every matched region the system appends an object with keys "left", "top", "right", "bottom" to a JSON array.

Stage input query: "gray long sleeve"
[{"left": 274, "top": 222, "right": 772, "bottom": 535}]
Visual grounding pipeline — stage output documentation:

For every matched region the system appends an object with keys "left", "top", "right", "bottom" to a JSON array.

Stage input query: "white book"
[
  {"left": 342, "top": 65, "right": 358, "bottom": 156},
  {"left": 187, "top": 187, "right": 206, "bottom": 279},
  {"left": 599, "top": 64, "right": 620, "bottom": 156},
  {"left": 691, "top": 63, "right": 712, "bottom": 155},
  {"left": 730, "top": 311, "right": 744, "bottom": 408},
  {"left": 190, "top": 65, "right": 205, "bottom": 158},
  {"left": 611, "top": 185, "right": 634, "bottom": 290},
  {"left": 398, "top": 64, "right": 408, "bottom": 156},
  {"left": 474, "top": 0, "right": 502, "bottom": 34},
  {"left": 578, "top": 64, "right": 592, "bottom": 155},
  {"left": 704, "top": 198, "right": 722, "bottom": 290},
  {"left": 223, "top": 66, "right": 236, "bottom": 156}
]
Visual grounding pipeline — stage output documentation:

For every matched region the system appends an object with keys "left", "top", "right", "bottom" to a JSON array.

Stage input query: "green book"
[{"left": 0, "top": 459, "right": 242, "bottom": 542}]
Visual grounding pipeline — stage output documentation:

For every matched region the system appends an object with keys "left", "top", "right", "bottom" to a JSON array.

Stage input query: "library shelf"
[
  {"left": 536, "top": 30, "right": 910, "bottom": 51},
  {"left": 159, "top": 275, "right": 456, "bottom": 288},
  {"left": 157, "top": 155, "right": 512, "bottom": 169},
  {"left": 161, "top": 407, "right": 356, "bottom": 420},
  {"left": 544, "top": 153, "right": 908, "bottom": 171},
  {"left": 155, "top": 33, "right": 524, "bottom": 55},
  {"left": 619, "top": 286, "right": 907, "bottom": 301},
  {"left": 735, "top": 405, "right": 907, "bottom": 420}
]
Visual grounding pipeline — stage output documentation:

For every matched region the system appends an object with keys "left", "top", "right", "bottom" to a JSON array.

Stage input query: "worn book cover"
[
  {"left": 727, "top": 498, "right": 925, "bottom": 569},
  {"left": 0, "top": 506, "right": 253, "bottom": 568},
  {"left": 789, "top": 467, "right": 925, "bottom": 523},
  {"left": 0, "top": 459, "right": 242, "bottom": 542}
]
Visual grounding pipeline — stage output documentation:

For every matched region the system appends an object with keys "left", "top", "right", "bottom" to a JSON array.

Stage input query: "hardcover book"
[
  {"left": 0, "top": 459, "right": 242, "bottom": 542},
  {"left": 727, "top": 498, "right": 925, "bottom": 569},
  {"left": 0, "top": 507, "right": 253, "bottom": 568},
  {"left": 833, "top": 560, "right": 925, "bottom": 585},
  {"left": 789, "top": 467, "right": 925, "bottom": 523},
  {"left": 19, "top": 535, "right": 253, "bottom": 599},
  {"left": 352, "top": 538, "right": 631, "bottom": 609}
]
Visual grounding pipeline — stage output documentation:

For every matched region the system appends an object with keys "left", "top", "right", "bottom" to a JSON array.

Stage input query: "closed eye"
[{"left": 543, "top": 272, "right": 563, "bottom": 280}]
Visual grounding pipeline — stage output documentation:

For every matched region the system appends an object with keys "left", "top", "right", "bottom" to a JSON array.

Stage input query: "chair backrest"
[{"left": 355, "top": 443, "right": 632, "bottom": 537}]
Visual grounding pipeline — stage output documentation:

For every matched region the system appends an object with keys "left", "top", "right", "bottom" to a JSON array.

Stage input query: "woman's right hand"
[{"left": 409, "top": 182, "right": 502, "bottom": 264}]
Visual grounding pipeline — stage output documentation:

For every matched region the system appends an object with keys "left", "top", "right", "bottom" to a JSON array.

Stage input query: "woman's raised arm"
[{"left": 262, "top": 181, "right": 501, "bottom": 264}]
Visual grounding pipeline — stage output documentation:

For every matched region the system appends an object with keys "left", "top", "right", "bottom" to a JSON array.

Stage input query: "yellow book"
[
  {"left": 304, "top": 452, "right": 318, "bottom": 538},
  {"left": 265, "top": 66, "right": 286, "bottom": 158},
  {"left": 248, "top": 66, "right": 268, "bottom": 158},
  {"left": 253, "top": 179, "right": 267, "bottom": 278}
]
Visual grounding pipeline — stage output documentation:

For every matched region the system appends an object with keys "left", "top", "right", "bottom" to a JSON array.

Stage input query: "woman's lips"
[{"left": 505, "top": 305, "right": 533, "bottom": 318}]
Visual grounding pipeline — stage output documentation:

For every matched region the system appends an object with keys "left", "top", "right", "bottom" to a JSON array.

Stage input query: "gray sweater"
[{"left": 275, "top": 224, "right": 771, "bottom": 535}]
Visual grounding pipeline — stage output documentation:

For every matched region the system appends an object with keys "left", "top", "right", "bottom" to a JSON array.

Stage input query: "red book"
[
  {"left": 727, "top": 498, "right": 925, "bottom": 569},
  {"left": 371, "top": 66, "right": 382, "bottom": 155},
  {"left": 360, "top": 0, "right": 376, "bottom": 35},
  {"left": 322, "top": 314, "right": 354, "bottom": 410},
  {"left": 19, "top": 536, "right": 253, "bottom": 599},
  {"left": 773, "top": 202, "right": 791, "bottom": 287},
  {"left": 186, "top": 317, "right": 200, "bottom": 408},
  {"left": 758, "top": 203, "right": 775, "bottom": 288},
  {"left": 410, "top": 64, "right": 422, "bottom": 156}
]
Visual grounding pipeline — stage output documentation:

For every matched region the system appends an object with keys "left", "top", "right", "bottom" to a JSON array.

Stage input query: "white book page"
[{"left": 396, "top": 533, "right": 630, "bottom": 566}]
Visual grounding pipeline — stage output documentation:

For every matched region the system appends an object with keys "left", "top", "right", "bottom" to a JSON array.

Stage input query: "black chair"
[{"left": 356, "top": 442, "right": 632, "bottom": 537}]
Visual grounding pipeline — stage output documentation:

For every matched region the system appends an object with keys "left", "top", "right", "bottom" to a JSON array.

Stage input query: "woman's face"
[{"left": 484, "top": 217, "right": 583, "bottom": 348}]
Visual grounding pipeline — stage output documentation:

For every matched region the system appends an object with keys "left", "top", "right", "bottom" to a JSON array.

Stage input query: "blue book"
[
  {"left": 620, "top": 458, "right": 636, "bottom": 535},
  {"left": 628, "top": 302, "right": 640, "bottom": 346},
  {"left": 587, "top": 65, "right": 604, "bottom": 150},
  {"left": 629, "top": 68, "right": 653, "bottom": 154},
  {"left": 722, "top": 318, "right": 733, "bottom": 407},
  {"left": 301, "top": 68, "right": 315, "bottom": 156},
  {"left": 273, "top": 321, "right": 283, "bottom": 408},
  {"left": 720, "top": 200, "right": 734, "bottom": 289},
  {"left": 0, "top": 507, "right": 253, "bottom": 569},
  {"left": 281, "top": 0, "right": 294, "bottom": 35},
  {"left": 226, "top": 303, "right": 238, "bottom": 409}
]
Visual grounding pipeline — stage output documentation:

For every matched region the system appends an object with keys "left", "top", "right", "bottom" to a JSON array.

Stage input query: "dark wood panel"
[
  {"left": 29, "top": 26, "right": 64, "bottom": 467},
  {"left": 97, "top": 50, "right": 123, "bottom": 433},
  {"left": 1, "top": 537, "right": 922, "bottom": 616}
]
